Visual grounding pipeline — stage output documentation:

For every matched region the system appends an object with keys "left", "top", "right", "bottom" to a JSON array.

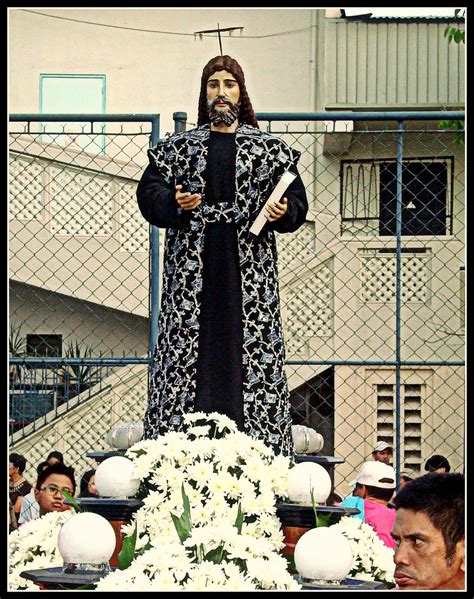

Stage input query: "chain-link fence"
[{"left": 9, "top": 112, "right": 465, "bottom": 496}]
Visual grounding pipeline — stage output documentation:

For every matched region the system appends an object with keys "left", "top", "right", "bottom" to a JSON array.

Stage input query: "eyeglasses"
[{"left": 40, "top": 485, "right": 74, "bottom": 496}]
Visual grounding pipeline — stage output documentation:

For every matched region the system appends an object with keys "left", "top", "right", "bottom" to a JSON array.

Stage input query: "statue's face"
[{"left": 206, "top": 69, "right": 241, "bottom": 126}]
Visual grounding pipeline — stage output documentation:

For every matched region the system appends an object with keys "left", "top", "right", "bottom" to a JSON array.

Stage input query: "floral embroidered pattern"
[{"left": 144, "top": 124, "right": 301, "bottom": 456}]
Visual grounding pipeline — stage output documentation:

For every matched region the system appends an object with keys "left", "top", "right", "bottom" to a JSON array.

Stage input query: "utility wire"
[{"left": 19, "top": 9, "right": 316, "bottom": 39}]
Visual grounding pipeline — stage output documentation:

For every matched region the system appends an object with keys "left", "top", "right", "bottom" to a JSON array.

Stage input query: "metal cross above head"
[{"left": 193, "top": 23, "right": 244, "bottom": 55}]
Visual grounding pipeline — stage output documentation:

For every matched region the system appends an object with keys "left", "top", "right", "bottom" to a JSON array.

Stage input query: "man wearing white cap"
[
  {"left": 372, "top": 441, "right": 393, "bottom": 464},
  {"left": 341, "top": 461, "right": 397, "bottom": 549}
]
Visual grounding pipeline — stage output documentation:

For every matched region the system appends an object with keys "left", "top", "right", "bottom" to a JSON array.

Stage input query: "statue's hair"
[{"left": 197, "top": 55, "right": 258, "bottom": 128}]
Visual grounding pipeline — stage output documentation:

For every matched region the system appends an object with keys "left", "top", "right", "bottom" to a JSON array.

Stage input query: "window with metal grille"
[
  {"left": 26, "top": 334, "right": 62, "bottom": 357},
  {"left": 341, "top": 158, "right": 453, "bottom": 236},
  {"left": 375, "top": 382, "right": 423, "bottom": 473}
]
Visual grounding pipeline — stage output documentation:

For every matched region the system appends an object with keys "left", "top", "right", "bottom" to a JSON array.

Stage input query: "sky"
[{"left": 342, "top": 7, "right": 464, "bottom": 17}]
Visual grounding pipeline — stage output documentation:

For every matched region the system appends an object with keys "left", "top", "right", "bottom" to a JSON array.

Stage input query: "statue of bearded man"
[{"left": 137, "top": 55, "right": 308, "bottom": 456}]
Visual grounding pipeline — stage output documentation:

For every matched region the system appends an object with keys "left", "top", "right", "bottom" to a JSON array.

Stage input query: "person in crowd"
[
  {"left": 424, "top": 454, "right": 451, "bottom": 473},
  {"left": 341, "top": 461, "right": 397, "bottom": 549},
  {"left": 46, "top": 450, "right": 64, "bottom": 465},
  {"left": 9, "top": 453, "right": 32, "bottom": 526},
  {"left": 9, "top": 496, "right": 17, "bottom": 533},
  {"left": 371, "top": 441, "right": 393, "bottom": 465},
  {"left": 326, "top": 491, "right": 342, "bottom": 506},
  {"left": 391, "top": 472, "right": 464, "bottom": 590},
  {"left": 399, "top": 474, "right": 414, "bottom": 490},
  {"left": 17, "top": 460, "right": 50, "bottom": 525},
  {"left": 34, "top": 462, "right": 76, "bottom": 516},
  {"left": 137, "top": 54, "right": 308, "bottom": 456},
  {"left": 79, "top": 469, "right": 99, "bottom": 498}
]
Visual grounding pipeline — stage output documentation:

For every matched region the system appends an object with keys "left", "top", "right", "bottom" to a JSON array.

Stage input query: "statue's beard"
[{"left": 207, "top": 96, "right": 241, "bottom": 126}]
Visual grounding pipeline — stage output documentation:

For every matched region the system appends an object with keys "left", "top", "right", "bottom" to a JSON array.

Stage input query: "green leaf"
[
  {"left": 234, "top": 502, "right": 244, "bottom": 534},
  {"left": 316, "top": 511, "right": 333, "bottom": 528},
  {"left": 309, "top": 486, "right": 318, "bottom": 525},
  {"left": 118, "top": 521, "right": 138, "bottom": 570},
  {"left": 309, "top": 486, "right": 331, "bottom": 527},
  {"left": 170, "top": 484, "right": 193, "bottom": 544},
  {"left": 454, "top": 29, "right": 464, "bottom": 43},
  {"left": 181, "top": 484, "right": 192, "bottom": 530},
  {"left": 204, "top": 546, "right": 226, "bottom": 564},
  {"left": 131, "top": 449, "right": 147, "bottom": 458},
  {"left": 170, "top": 512, "right": 192, "bottom": 543},
  {"left": 177, "top": 484, "right": 192, "bottom": 534},
  {"left": 234, "top": 558, "right": 247, "bottom": 573},
  {"left": 61, "top": 490, "right": 84, "bottom": 513},
  {"left": 182, "top": 483, "right": 191, "bottom": 513},
  {"left": 75, "top": 584, "right": 97, "bottom": 590},
  {"left": 285, "top": 553, "right": 296, "bottom": 573}
]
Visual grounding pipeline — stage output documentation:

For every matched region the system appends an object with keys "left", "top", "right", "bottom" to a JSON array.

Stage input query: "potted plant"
[
  {"left": 9, "top": 321, "right": 27, "bottom": 384},
  {"left": 59, "top": 340, "right": 101, "bottom": 399}
]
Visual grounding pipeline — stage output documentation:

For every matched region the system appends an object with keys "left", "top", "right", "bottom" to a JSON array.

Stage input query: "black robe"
[{"left": 137, "top": 124, "right": 308, "bottom": 455}]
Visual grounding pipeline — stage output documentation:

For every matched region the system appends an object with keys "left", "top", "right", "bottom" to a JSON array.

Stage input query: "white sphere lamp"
[
  {"left": 292, "top": 425, "right": 324, "bottom": 454},
  {"left": 105, "top": 421, "right": 144, "bottom": 450},
  {"left": 58, "top": 512, "right": 116, "bottom": 573},
  {"left": 287, "top": 461, "right": 332, "bottom": 504},
  {"left": 94, "top": 455, "right": 140, "bottom": 498},
  {"left": 294, "top": 527, "right": 353, "bottom": 582}
]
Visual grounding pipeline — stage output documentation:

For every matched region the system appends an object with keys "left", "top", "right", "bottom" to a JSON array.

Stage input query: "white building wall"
[
  {"left": 10, "top": 280, "right": 149, "bottom": 358},
  {"left": 8, "top": 8, "right": 318, "bottom": 133}
]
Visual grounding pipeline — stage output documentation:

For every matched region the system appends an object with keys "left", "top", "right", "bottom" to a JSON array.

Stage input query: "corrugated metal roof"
[{"left": 343, "top": 14, "right": 464, "bottom": 23}]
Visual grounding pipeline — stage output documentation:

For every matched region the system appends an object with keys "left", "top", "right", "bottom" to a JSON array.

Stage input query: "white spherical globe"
[
  {"left": 287, "top": 462, "right": 332, "bottom": 504},
  {"left": 292, "top": 425, "right": 324, "bottom": 454},
  {"left": 94, "top": 456, "right": 140, "bottom": 498},
  {"left": 58, "top": 512, "right": 116, "bottom": 565},
  {"left": 105, "top": 422, "right": 144, "bottom": 450},
  {"left": 294, "top": 527, "right": 353, "bottom": 581}
]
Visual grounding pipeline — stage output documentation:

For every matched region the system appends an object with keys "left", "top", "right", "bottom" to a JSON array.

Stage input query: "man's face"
[
  {"left": 34, "top": 473, "right": 74, "bottom": 515},
  {"left": 373, "top": 449, "right": 392, "bottom": 464},
  {"left": 391, "top": 508, "right": 465, "bottom": 590},
  {"left": 206, "top": 70, "right": 241, "bottom": 126}
]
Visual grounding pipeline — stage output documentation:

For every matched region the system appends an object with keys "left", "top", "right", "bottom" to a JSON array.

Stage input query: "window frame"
[
  {"left": 39, "top": 74, "right": 107, "bottom": 154},
  {"left": 340, "top": 156, "right": 454, "bottom": 236}
]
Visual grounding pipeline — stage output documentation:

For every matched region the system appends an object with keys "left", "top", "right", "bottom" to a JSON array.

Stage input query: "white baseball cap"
[
  {"left": 348, "top": 461, "right": 396, "bottom": 489},
  {"left": 373, "top": 441, "right": 393, "bottom": 453}
]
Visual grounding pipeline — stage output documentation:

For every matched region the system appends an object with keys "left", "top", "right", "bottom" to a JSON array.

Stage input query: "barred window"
[
  {"left": 26, "top": 334, "right": 62, "bottom": 357},
  {"left": 341, "top": 158, "right": 453, "bottom": 236}
]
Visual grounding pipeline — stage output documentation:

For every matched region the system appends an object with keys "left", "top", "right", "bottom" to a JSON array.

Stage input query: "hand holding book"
[{"left": 249, "top": 171, "right": 297, "bottom": 236}]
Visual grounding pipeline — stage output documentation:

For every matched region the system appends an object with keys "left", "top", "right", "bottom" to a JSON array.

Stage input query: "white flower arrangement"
[
  {"left": 95, "top": 412, "right": 300, "bottom": 590},
  {"left": 7, "top": 414, "right": 398, "bottom": 591},
  {"left": 8, "top": 510, "right": 74, "bottom": 590},
  {"left": 330, "top": 516, "right": 396, "bottom": 587}
]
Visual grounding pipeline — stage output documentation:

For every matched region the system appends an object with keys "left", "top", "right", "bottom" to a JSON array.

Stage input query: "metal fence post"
[
  {"left": 173, "top": 112, "right": 187, "bottom": 133},
  {"left": 395, "top": 120, "right": 404, "bottom": 489},
  {"left": 149, "top": 116, "right": 161, "bottom": 356}
]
